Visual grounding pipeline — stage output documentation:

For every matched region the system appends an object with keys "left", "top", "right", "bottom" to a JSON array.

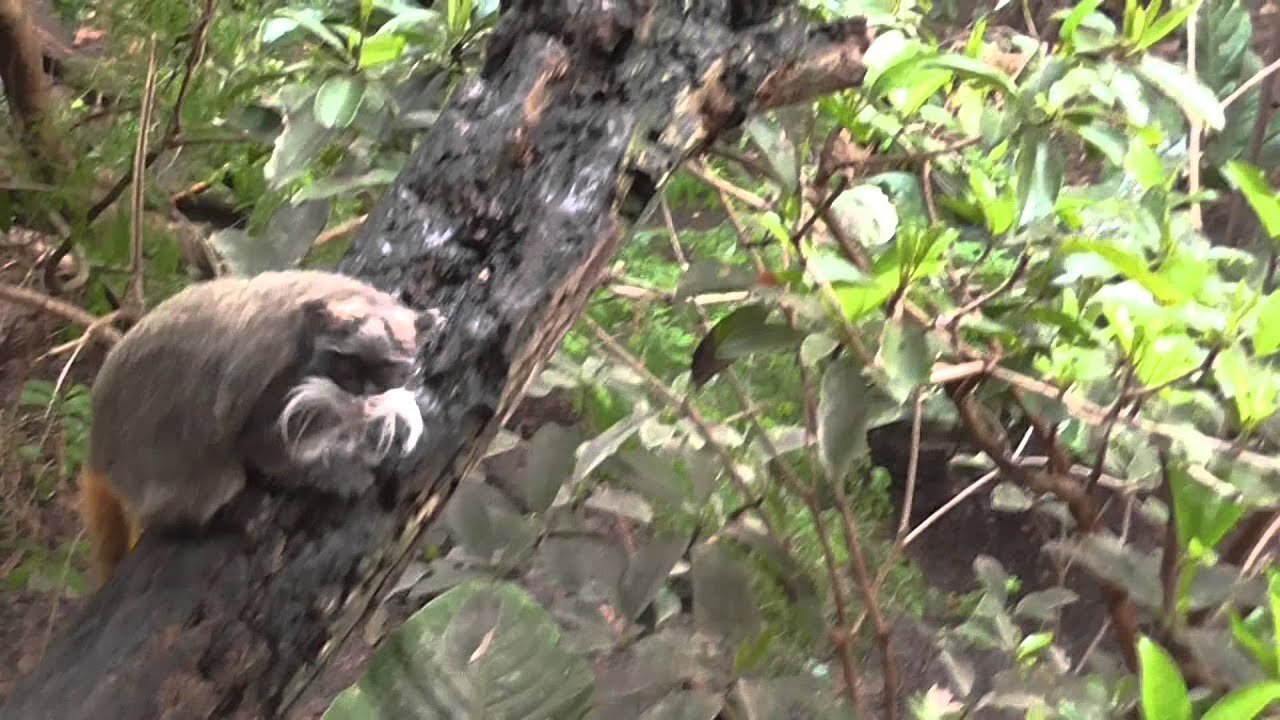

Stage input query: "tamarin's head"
[{"left": 277, "top": 281, "right": 424, "bottom": 470}]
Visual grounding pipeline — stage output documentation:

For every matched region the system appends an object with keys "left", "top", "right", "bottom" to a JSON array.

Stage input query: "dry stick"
[
  {"left": 1186, "top": 10, "right": 1203, "bottom": 230},
  {"left": 126, "top": 37, "right": 160, "bottom": 312},
  {"left": 685, "top": 162, "right": 771, "bottom": 211},
  {"left": 1241, "top": 512, "right": 1280, "bottom": 576},
  {"left": 658, "top": 198, "right": 870, "bottom": 716},
  {"left": 0, "top": 283, "right": 123, "bottom": 344},
  {"left": 895, "top": 389, "right": 924, "bottom": 541}
]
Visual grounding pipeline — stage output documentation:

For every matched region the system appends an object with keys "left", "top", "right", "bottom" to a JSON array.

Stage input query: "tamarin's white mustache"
[{"left": 279, "top": 377, "right": 424, "bottom": 467}]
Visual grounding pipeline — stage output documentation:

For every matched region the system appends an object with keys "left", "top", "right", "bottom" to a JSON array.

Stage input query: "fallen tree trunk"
[{"left": 0, "top": 2, "right": 871, "bottom": 717}]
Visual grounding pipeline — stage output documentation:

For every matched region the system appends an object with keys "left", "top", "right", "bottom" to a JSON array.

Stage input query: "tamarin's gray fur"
[{"left": 82, "top": 270, "right": 422, "bottom": 584}]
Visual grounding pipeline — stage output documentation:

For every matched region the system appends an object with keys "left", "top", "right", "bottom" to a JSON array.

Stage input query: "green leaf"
[
  {"left": 1201, "top": 682, "right": 1280, "bottom": 720},
  {"left": 1061, "top": 0, "right": 1105, "bottom": 45},
  {"left": 1061, "top": 238, "right": 1183, "bottom": 304},
  {"left": 1136, "top": 54, "right": 1226, "bottom": 131},
  {"left": 921, "top": 53, "right": 1018, "bottom": 97},
  {"left": 1229, "top": 611, "right": 1278, "bottom": 677},
  {"left": 1124, "top": 136, "right": 1166, "bottom": 189},
  {"left": 1074, "top": 122, "right": 1127, "bottom": 166},
  {"left": 323, "top": 581, "right": 593, "bottom": 720},
  {"left": 1256, "top": 291, "right": 1280, "bottom": 356},
  {"left": 818, "top": 356, "right": 896, "bottom": 479},
  {"left": 274, "top": 8, "right": 349, "bottom": 58},
  {"left": 1168, "top": 462, "right": 1245, "bottom": 552},
  {"left": 313, "top": 75, "right": 366, "bottom": 129},
  {"left": 878, "top": 318, "right": 932, "bottom": 402},
  {"left": 1015, "top": 632, "right": 1055, "bottom": 663},
  {"left": 1015, "top": 133, "right": 1065, "bottom": 228},
  {"left": 1222, "top": 161, "right": 1280, "bottom": 239},
  {"left": 745, "top": 117, "right": 798, "bottom": 194},
  {"left": 293, "top": 169, "right": 399, "bottom": 202},
  {"left": 446, "top": 0, "right": 471, "bottom": 37},
  {"left": 1137, "top": 636, "right": 1192, "bottom": 720},
  {"left": 1133, "top": 1, "right": 1201, "bottom": 52},
  {"left": 689, "top": 305, "right": 805, "bottom": 389},
  {"left": 358, "top": 33, "right": 407, "bottom": 69},
  {"left": 832, "top": 276, "right": 896, "bottom": 322}
]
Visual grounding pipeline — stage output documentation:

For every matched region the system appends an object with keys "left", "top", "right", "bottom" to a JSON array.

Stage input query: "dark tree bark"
[{"left": 0, "top": 2, "right": 871, "bottom": 717}]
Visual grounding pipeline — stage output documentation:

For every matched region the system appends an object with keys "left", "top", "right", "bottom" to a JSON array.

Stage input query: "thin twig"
[
  {"left": 1186, "top": 9, "right": 1203, "bottom": 230},
  {"left": 1241, "top": 512, "right": 1280, "bottom": 576},
  {"left": 895, "top": 389, "right": 925, "bottom": 541},
  {"left": 0, "top": 283, "right": 122, "bottom": 344},
  {"left": 686, "top": 162, "right": 770, "bottom": 211},
  {"left": 126, "top": 36, "right": 160, "bottom": 312}
]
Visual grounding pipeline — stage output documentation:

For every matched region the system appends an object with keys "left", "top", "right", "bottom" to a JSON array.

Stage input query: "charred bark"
[{"left": 0, "top": 2, "right": 871, "bottom": 718}]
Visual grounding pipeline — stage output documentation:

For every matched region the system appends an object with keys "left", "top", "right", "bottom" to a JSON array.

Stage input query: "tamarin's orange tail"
[{"left": 79, "top": 467, "right": 138, "bottom": 586}]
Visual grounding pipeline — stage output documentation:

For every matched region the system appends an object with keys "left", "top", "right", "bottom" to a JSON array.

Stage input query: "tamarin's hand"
[{"left": 80, "top": 270, "right": 424, "bottom": 587}]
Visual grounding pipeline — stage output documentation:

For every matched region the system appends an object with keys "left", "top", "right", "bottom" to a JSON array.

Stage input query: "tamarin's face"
[
  {"left": 307, "top": 290, "right": 419, "bottom": 394},
  {"left": 280, "top": 287, "right": 424, "bottom": 468}
]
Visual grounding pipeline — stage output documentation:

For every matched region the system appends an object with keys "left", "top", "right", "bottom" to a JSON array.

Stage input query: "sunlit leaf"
[
  {"left": 1222, "top": 161, "right": 1280, "bottom": 239},
  {"left": 1136, "top": 54, "right": 1226, "bottom": 131},
  {"left": 1202, "top": 681, "right": 1280, "bottom": 720},
  {"left": 1137, "top": 636, "right": 1192, "bottom": 720},
  {"left": 313, "top": 75, "right": 366, "bottom": 129}
]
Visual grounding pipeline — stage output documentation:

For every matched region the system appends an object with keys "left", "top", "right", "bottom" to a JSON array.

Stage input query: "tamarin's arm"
[{"left": 80, "top": 270, "right": 423, "bottom": 587}]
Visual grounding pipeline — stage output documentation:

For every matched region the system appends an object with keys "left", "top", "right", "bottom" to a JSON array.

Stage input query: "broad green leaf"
[
  {"left": 573, "top": 410, "right": 652, "bottom": 484},
  {"left": 1015, "top": 133, "right": 1064, "bottom": 228},
  {"left": 260, "top": 16, "right": 299, "bottom": 43},
  {"left": 1230, "top": 612, "right": 1278, "bottom": 677},
  {"left": 1124, "top": 137, "right": 1166, "bottom": 189},
  {"left": 1168, "top": 462, "right": 1245, "bottom": 552},
  {"left": 828, "top": 184, "right": 899, "bottom": 246},
  {"left": 832, "top": 277, "right": 896, "bottom": 322},
  {"left": 1137, "top": 636, "right": 1192, "bottom": 720},
  {"left": 745, "top": 117, "right": 798, "bottom": 194},
  {"left": 522, "top": 424, "right": 580, "bottom": 513},
  {"left": 1201, "top": 681, "right": 1280, "bottom": 720},
  {"left": 1256, "top": 291, "right": 1280, "bottom": 356},
  {"left": 323, "top": 581, "right": 593, "bottom": 720},
  {"left": 274, "top": 8, "right": 349, "bottom": 57},
  {"left": 878, "top": 318, "right": 931, "bottom": 402},
  {"left": 1222, "top": 161, "right": 1280, "bottom": 239},
  {"left": 293, "top": 168, "right": 398, "bottom": 202},
  {"left": 446, "top": 0, "right": 471, "bottom": 37},
  {"left": 921, "top": 53, "right": 1018, "bottom": 97},
  {"left": 1136, "top": 54, "right": 1226, "bottom": 131},
  {"left": 689, "top": 305, "right": 805, "bottom": 388},
  {"left": 313, "top": 75, "right": 366, "bottom": 129},
  {"left": 1015, "top": 632, "right": 1055, "bottom": 663},
  {"left": 264, "top": 108, "right": 333, "bottom": 188},
  {"left": 1215, "top": 344, "right": 1280, "bottom": 430},
  {"left": 1061, "top": 0, "right": 1105, "bottom": 45},
  {"left": 358, "top": 33, "right": 407, "bottom": 69},
  {"left": 691, "top": 542, "right": 763, "bottom": 644},
  {"left": 1061, "top": 238, "right": 1183, "bottom": 304},
  {"left": 1073, "top": 122, "right": 1127, "bottom": 166},
  {"left": 1133, "top": 334, "right": 1205, "bottom": 387},
  {"left": 1270, "top": 571, "right": 1280, "bottom": 678},
  {"left": 818, "top": 356, "right": 895, "bottom": 479}
]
